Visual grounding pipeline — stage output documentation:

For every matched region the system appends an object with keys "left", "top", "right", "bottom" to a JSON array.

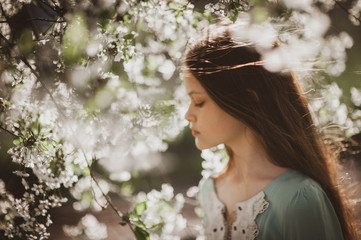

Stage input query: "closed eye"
[{"left": 194, "top": 102, "right": 204, "bottom": 107}]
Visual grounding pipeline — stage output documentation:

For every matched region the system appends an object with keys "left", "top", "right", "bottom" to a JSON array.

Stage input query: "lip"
[{"left": 191, "top": 128, "right": 200, "bottom": 136}]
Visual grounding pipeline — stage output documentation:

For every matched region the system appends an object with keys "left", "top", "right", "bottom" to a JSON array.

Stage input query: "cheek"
[
  {"left": 203, "top": 110, "right": 230, "bottom": 132},
  {"left": 210, "top": 113, "right": 245, "bottom": 137}
]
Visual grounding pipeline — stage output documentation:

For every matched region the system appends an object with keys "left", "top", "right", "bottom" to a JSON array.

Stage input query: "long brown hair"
[{"left": 185, "top": 22, "right": 357, "bottom": 240}]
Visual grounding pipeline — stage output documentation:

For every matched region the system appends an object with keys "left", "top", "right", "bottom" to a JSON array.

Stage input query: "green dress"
[{"left": 198, "top": 170, "right": 344, "bottom": 240}]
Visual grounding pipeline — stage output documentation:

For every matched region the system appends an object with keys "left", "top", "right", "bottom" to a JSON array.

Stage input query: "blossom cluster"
[
  {"left": 200, "top": 144, "right": 228, "bottom": 179},
  {"left": 63, "top": 214, "right": 108, "bottom": 240},
  {"left": 309, "top": 82, "right": 361, "bottom": 136},
  {"left": 0, "top": 0, "right": 204, "bottom": 238},
  {"left": 131, "top": 184, "right": 187, "bottom": 240},
  {"left": 0, "top": 179, "right": 67, "bottom": 239}
]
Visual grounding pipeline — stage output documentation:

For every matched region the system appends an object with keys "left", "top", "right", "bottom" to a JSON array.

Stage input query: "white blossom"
[
  {"left": 133, "top": 184, "right": 187, "bottom": 238},
  {"left": 200, "top": 144, "right": 228, "bottom": 178},
  {"left": 351, "top": 87, "right": 361, "bottom": 106},
  {"left": 349, "top": 0, "right": 361, "bottom": 25},
  {"left": 63, "top": 214, "right": 108, "bottom": 240}
]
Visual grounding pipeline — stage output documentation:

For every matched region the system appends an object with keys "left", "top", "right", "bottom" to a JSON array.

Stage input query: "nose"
[{"left": 185, "top": 106, "right": 196, "bottom": 123}]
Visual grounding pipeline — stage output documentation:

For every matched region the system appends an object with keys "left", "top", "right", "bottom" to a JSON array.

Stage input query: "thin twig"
[
  {"left": 0, "top": 18, "right": 65, "bottom": 23},
  {"left": 334, "top": 0, "right": 361, "bottom": 25},
  {"left": 0, "top": 32, "right": 13, "bottom": 47},
  {"left": 0, "top": 4, "right": 66, "bottom": 117},
  {"left": 0, "top": 125, "right": 19, "bottom": 138},
  {"left": 36, "top": 0, "right": 58, "bottom": 14},
  {"left": 87, "top": 158, "right": 136, "bottom": 236},
  {"left": 50, "top": 0, "right": 58, "bottom": 7},
  {"left": 0, "top": 30, "right": 67, "bottom": 118}
]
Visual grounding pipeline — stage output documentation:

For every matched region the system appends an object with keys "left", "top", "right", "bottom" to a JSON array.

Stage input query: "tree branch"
[
  {"left": 0, "top": 1, "right": 10, "bottom": 23},
  {"left": 0, "top": 18, "right": 65, "bottom": 23}
]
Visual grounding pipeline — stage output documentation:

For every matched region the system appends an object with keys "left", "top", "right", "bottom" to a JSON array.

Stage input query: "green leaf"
[
  {"left": 251, "top": 6, "right": 269, "bottom": 23},
  {"left": 135, "top": 201, "right": 147, "bottom": 216},
  {"left": 124, "top": 33, "right": 135, "bottom": 41},
  {"left": 14, "top": 138, "right": 22, "bottom": 145},
  {"left": 134, "top": 226, "right": 150, "bottom": 240},
  {"left": 123, "top": 14, "right": 131, "bottom": 23},
  {"left": 168, "top": 2, "right": 180, "bottom": 10},
  {"left": 82, "top": 190, "right": 93, "bottom": 205},
  {"left": 17, "top": 29, "right": 35, "bottom": 55},
  {"left": 81, "top": 167, "right": 91, "bottom": 176},
  {"left": 61, "top": 13, "right": 89, "bottom": 65},
  {"left": 229, "top": 15, "right": 237, "bottom": 23},
  {"left": 249, "top": 0, "right": 267, "bottom": 4},
  {"left": 121, "top": 182, "right": 134, "bottom": 196},
  {"left": 132, "top": 219, "right": 147, "bottom": 228}
]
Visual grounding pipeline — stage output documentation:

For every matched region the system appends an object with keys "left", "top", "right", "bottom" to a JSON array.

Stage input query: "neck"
[{"left": 225, "top": 128, "right": 288, "bottom": 184}]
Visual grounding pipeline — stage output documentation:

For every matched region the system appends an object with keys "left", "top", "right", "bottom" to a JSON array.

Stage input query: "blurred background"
[{"left": 0, "top": 0, "right": 361, "bottom": 239}]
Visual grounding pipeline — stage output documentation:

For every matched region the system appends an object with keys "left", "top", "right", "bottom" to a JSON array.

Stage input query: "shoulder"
[
  {"left": 283, "top": 181, "right": 343, "bottom": 239},
  {"left": 265, "top": 170, "right": 335, "bottom": 215},
  {"left": 262, "top": 170, "right": 344, "bottom": 240},
  {"left": 265, "top": 170, "right": 325, "bottom": 204},
  {"left": 283, "top": 178, "right": 335, "bottom": 219}
]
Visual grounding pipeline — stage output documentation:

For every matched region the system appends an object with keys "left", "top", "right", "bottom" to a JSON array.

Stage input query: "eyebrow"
[{"left": 188, "top": 90, "right": 204, "bottom": 96}]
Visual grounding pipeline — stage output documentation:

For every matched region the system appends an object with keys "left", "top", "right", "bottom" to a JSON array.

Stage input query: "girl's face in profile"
[{"left": 184, "top": 71, "right": 247, "bottom": 150}]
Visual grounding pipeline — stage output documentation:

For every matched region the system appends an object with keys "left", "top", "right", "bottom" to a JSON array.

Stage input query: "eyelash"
[{"left": 194, "top": 102, "right": 204, "bottom": 107}]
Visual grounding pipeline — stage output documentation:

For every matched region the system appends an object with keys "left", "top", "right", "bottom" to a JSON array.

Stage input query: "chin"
[{"left": 195, "top": 139, "right": 217, "bottom": 150}]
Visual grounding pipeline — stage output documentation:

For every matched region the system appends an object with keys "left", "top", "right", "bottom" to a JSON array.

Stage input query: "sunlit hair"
[{"left": 185, "top": 21, "right": 357, "bottom": 240}]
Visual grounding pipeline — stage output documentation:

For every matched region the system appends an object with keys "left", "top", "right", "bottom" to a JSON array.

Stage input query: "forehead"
[{"left": 184, "top": 71, "right": 205, "bottom": 94}]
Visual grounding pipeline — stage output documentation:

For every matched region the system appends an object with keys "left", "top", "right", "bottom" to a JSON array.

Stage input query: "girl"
[{"left": 183, "top": 22, "right": 357, "bottom": 240}]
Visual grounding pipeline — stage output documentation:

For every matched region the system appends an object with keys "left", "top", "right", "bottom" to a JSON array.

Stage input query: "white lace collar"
[{"left": 202, "top": 178, "right": 270, "bottom": 240}]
